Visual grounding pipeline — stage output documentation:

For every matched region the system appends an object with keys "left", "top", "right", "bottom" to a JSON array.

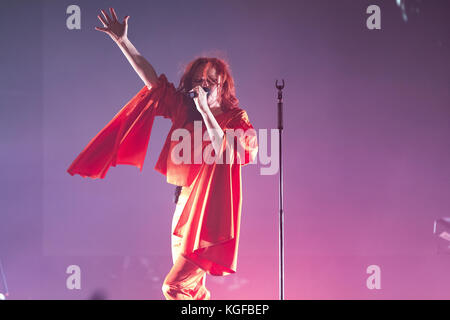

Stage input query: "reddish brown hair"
[{"left": 177, "top": 57, "right": 239, "bottom": 112}]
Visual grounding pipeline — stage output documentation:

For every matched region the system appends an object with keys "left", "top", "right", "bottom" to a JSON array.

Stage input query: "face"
[{"left": 191, "top": 65, "right": 222, "bottom": 108}]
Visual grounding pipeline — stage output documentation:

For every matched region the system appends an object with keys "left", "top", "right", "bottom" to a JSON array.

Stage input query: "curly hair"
[{"left": 177, "top": 57, "right": 239, "bottom": 113}]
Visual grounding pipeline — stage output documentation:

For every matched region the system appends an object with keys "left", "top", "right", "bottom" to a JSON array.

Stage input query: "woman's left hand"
[{"left": 191, "top": 86, "right": 209, "bottom": 114}]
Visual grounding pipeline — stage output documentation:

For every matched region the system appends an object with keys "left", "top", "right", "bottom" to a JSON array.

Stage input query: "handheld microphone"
[{"left": 187, "top": 87, "right": 211, "bottom": 99}]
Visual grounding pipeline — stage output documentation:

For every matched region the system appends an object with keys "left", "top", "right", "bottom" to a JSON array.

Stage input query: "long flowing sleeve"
[
  {"left": 223, "top": 109, "right": 259, "bottom": 166},
  {"left": 67, "top": 74, "right": 186, "bottom": 179},
  {"left": 172, "top": 107, "right": 259, "bottom": 276}
]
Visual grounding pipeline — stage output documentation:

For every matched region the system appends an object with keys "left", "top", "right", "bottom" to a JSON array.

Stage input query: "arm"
[
  {"left": 115, "top": 38, "right": 159, "bottom": 89},
  {"left": 191, "top": 86, "right": 225, "bottom": 155},
  {"left": 95, "top": 7, "right": 159, "bottom": 89},
  {"left": 200, "top": 109, "right": 225, "bottom": 156}
]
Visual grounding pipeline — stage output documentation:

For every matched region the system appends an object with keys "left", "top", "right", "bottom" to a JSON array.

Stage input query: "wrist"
[{"left": 115, "top": 37, "right": 129, "bottom": 47}]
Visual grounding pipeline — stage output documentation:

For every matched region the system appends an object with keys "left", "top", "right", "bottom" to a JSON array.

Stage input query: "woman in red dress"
[{"left": 67, "top": 8, "right": 258, "bottom": 300}]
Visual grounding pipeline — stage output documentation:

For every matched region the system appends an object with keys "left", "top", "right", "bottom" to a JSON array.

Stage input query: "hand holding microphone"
[
  {"left": 188, "top": 86, "right": 210, "bottom": 99},
  {"left": 189, "top": 86, "right": 210, "bottom": 114}
]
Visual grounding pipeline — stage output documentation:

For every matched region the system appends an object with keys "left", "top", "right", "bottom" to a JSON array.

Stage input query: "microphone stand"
[{"left": 275, "top": 79, "right": 285, "bottom": 300}]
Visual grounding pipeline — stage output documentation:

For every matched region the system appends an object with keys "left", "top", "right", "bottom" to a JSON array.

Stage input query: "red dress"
[{"left": 67, "top": 74, "right": 258, "bottom": 276}]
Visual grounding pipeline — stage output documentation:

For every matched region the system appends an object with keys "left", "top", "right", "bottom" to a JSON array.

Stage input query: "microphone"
[{"left": 187, "top": 87, "right": 211, "bottom": 99}]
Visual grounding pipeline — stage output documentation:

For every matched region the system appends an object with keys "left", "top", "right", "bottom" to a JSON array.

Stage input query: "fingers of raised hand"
[
  {"left": 100, "top": 9, "right": 112, "bottom": 24},
  {"left": 110, "top": 7, "right": 119, "bottom": 22},
  {"left": 97, "top": 14, "right": 108, "bottom": 27},
  {"left": 94, "top": 26, "right": 108, "bottom": 32}
]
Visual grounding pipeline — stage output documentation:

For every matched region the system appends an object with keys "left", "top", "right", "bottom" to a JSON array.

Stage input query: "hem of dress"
[{"left": 181, "top": 238, "right": 238, "bottom": 277}]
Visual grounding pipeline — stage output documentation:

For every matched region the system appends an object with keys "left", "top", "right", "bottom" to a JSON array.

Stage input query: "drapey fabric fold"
[{"left": 67, "top": 74, "right": 258, "bottom": 276}]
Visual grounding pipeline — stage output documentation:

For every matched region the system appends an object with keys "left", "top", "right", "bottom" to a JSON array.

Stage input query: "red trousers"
[{"left": 162, "top": 185, "right": 211, "bottom": 300}]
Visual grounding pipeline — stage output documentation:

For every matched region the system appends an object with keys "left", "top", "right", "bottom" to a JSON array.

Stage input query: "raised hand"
[{"left": 95, "top": 7, "right": 130, "bottom": 43}]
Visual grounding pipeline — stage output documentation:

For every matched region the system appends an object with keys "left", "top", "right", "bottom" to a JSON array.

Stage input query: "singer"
[{"left": 67, "top": 7, "right": 258, "bottom": 300}]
